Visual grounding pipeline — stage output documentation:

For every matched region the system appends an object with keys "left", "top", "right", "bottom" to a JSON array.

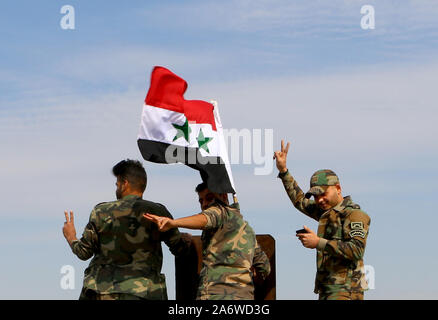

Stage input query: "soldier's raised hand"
[
  {"left": 273, "top": 139, "right": 290, "bottom": 173},
  {"left": 63, "top": 210, "right": 77, "bottom": 246},
  {"left": 144, "top": 213, "right": 176, "bottom": 232}
]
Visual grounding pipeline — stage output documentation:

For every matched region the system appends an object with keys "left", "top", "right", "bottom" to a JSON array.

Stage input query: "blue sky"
[{"left": 1, "top": 0, "right": 438, "bottom": 299}]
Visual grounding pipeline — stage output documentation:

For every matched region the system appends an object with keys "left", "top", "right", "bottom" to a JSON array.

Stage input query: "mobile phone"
[{"left": 296, "top": 228, "right": 308, "bottom": 234}]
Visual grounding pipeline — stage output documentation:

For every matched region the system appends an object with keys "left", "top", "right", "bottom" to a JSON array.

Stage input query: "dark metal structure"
[{"left": 175, "top": 234, "right": 276, "bottom": 300}]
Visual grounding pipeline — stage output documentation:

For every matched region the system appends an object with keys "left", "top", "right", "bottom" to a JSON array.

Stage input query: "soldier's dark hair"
[
  {"left": 112, "top": 159, "right": 147, "bottom": 193},
  {"left": 195, "top": 182, "right": 208, "bottom": 193}
]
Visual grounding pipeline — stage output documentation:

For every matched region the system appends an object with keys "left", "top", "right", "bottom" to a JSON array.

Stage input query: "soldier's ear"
[
  {"left": 335, "top": 184, "right": 342, "bottom": 194},
  {"left": 121, "top": 179, "right": 130, "bottom": 190}
]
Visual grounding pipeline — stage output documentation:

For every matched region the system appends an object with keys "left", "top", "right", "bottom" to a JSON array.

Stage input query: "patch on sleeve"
[
  {"left": 351, "top": 222, "right": 363, "bottom": 230},
  {"left": 349, "top": 222, "right": 366, "bottom": 238}
]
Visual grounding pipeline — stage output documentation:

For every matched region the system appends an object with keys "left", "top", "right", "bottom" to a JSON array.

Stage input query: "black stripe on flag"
[{"left": 138, "top": 139, "right": 235, "bottom": 194}]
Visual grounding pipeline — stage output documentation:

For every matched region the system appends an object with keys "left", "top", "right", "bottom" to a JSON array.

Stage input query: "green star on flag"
[
  {"left": 172, "top": 119, "right": 191, "bottom": 143},
  {"left": 197, "top": 128, "right": 213, "bottom": 153}
]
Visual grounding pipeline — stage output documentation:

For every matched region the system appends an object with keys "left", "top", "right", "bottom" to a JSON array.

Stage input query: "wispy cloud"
[{"left": 139, "top": 0, "right": 438, "bottom": 40}]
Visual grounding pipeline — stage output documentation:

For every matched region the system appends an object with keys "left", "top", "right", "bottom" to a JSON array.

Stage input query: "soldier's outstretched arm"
[
  {"left": 317, "top": 210, "right": 371, "bottom": 262},
  {"left": 144, "top": 213, "right": 208, "bottom": 231},
  {"left": 274, "top": 140, "right": 320, "bottom": 221},
  {"left": 151, "top": 208, "right": 193, "bottom": 257}
]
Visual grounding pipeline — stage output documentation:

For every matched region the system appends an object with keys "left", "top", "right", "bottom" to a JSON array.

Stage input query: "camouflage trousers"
[
  {"left": 319, "top": 291, "right": 364, "bottom": 300},
  {"left": 79, "top": 288, "right": 145, "bottom": 300}
]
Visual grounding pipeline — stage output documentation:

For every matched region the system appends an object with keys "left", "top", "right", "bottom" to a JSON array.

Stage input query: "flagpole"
[{"left": 210, "top": 100, "right": 238, "bottom": 204}]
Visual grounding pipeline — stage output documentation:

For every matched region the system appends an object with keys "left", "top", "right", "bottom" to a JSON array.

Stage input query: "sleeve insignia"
[
  {"left": 349, "top": 230, "right": 366, "bottom": 238},
  {"left": 351, "top": 222, "right": 363, "bottom": 230},
  {"left": 350, "top": 222, "right": 365, "bottom": 238}
]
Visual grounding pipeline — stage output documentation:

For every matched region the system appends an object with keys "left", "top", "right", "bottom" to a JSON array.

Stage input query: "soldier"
[
  {"left": 62, "top": 159, "right": 190, "bottom": 300},
  {"left": 144, "top": 182, "right": 271, "bottom": 300},
  {"left": 274, "top": 140, "right": 370, "bottom": 300}
]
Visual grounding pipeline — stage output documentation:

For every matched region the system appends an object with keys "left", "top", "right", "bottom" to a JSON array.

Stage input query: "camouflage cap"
[{"left": 305, "top": 169, "right": 340, "bottom": 199}]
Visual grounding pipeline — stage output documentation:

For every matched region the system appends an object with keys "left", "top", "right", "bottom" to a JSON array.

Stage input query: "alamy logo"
[
  {"left": 364, "top": 265, "right": 375, "bottom": 289},
  {"left": 361, "top": 5, "right": 375, "bottom": 30},
  {"left": 164, "top": 128, "right": 274, "bottom": 176},
  {"left": 60, "top": 5, "right": 75, "bottom": 30},
  {"left": 60, "top": 265, "right": 75, "bottom": 290}
]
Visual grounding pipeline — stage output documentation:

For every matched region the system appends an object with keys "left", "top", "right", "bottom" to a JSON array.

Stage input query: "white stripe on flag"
[{"left": 138, "top": 104, "right": 220, "bottom": 156}]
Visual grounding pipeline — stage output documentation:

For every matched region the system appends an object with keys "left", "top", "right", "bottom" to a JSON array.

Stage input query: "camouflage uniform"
[
  {"left": 278, "top": 170, "right": 370, "bottom": 300},
  {"left": 197, "top": 200, "right": 271, "bottom": 300},
  {"left": 70, "top": 194, "right": 190, "bottom": 300}
]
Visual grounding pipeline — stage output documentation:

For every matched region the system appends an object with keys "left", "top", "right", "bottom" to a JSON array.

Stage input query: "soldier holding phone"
[{"left": 274, "top": 140, "right": 371, "bottom": 300}]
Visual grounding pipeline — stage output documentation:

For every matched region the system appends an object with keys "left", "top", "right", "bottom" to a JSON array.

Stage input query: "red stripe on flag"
[{"left": 145, "top": 66, "right": 217, "bottom": 131}]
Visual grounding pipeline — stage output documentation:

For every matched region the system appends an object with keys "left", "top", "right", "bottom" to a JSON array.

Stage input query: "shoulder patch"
[
  {"left": 351, "top": 222, "right": 363, "bottom": 230},
  {"left": 349, "top": 230, "right": 366, "bottom": 238},
  {"left": 349, "top": 221, "right": 366, "bottom": 238}
]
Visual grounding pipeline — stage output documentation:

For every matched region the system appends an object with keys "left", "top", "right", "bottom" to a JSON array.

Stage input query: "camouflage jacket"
[
  {"left": 197, "top": 201, "right": 271, "bottom": 300},
  {"left": 279, "top": 171, "right": 371, "bottom": 294},
  {"left": 70, "top": 194, "right": 190, "bottom": 299}
]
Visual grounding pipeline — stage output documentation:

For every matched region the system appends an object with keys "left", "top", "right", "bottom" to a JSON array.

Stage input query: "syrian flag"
[{"left": 137, "top": 66, "right": 235, "bottom": 194}]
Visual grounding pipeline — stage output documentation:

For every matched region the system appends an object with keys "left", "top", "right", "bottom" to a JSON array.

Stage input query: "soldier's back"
[
  {"left": 198, "top": 201, "right": 257, "bottom": 300},
  {"left": 84, "top": 194, "right": 176, "bottom": 299}
]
